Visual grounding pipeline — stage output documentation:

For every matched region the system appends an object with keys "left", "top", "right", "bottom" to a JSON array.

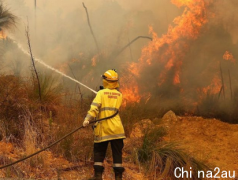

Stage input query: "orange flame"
[
  {"left": 142, "top": 0, "right": 208, "bottom": 85},
  {"left": 57, "top": 61, "right": 68, "bottom": 73},
  {"left": 120, "top": 84, "right": 141, "bottom": 106},
  {"left": 120, "top": 66, "right": 140, "bottom": 106},
  {"left": 91, "top": 54, "right": 99, "bottom": 67},
  {"left": 223, "top": 51, "right": 235, "bottom": 63},
  {"left": 120, "top": 0, "right": 211, "bottom": 104},
  {"left": 201, "top": 75, "right": 221, "bottom": 94},
  {"left": 0, "top": 30, "right": 6, "bottom": 39}
]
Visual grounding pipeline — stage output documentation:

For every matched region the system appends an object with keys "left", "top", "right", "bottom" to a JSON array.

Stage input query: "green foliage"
[
  {"left": 0, "top": 4, "right": 16, "bottom": 57},
  {"left": 30, "top": 73, "right": 62, "bottom": 105},
  {"left": 151, "top": 143, "right": 209, "bottom": 179},
  {"left": 137, "top": 127, "right": 167, "bottom": 163},
  {"left": 137, "top": 127, "right": 209, "bottom": 179}
]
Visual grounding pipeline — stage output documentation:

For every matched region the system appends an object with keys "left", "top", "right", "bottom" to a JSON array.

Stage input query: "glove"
[{"left": 83, "top": 119, "right": 90, "bottom": 127}]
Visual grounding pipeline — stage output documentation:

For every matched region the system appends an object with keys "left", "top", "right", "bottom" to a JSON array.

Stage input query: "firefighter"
[{"left": 83, "top": 69, "right": 126, "bottom": 180}]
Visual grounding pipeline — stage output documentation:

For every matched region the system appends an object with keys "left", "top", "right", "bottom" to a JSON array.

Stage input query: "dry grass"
[
  {"left": 0, "top": 74, "right": 216, "bottom": 179},
  {"left": 0, "top": 75, "right": 28, "bottom": 141},
  {"left": 51, "top": 97, "right": 94, "bottom": 162},
  {"left": 22, "top": 113, "right": 46, "bottom": 168}
]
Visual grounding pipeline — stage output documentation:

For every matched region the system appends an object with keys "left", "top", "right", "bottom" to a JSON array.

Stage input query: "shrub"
[
  {"left": 197, "top": 89, "right": 238, "bottom": 123},
  {"left": 0, "top": 75, "right": 27, "bottom": 140},
  {"left": 137, "top": 127, "right": 209, "bottom": 179},
  {"left": 28, "top": 73, "right": 62, "bottom": 113}
]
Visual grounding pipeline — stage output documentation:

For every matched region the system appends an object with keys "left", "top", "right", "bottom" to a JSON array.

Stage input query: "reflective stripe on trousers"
[
  {"left": 94, "top": 162, "right": 103, "bottom": 166},
  {"left": 113, "top": 163, "right": 123, "bottom": 167}
]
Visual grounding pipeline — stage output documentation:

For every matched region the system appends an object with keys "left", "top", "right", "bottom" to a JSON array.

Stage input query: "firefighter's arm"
[{"left": 83, "top": 92, "right": 102, "bottom": 127}]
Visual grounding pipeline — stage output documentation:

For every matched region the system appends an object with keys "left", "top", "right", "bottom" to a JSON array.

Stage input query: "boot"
[
  {"left": 115, "top": 171, "right": 123, "bottom": 180},
  {"left": 114, "top": 167, "right": 125, "bottom": 180},
  {"left": 88, "top": 165, "right": 104, "bottom": 180}
]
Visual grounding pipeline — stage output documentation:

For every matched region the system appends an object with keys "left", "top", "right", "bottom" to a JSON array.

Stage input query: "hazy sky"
[{"left": 3, "top": 0, "right": 237, "bottom": 102}]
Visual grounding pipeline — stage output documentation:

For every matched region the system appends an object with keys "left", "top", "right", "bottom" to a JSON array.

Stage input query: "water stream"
[{"left": 9, "top": 36, "right": 97, "bottom": 94}]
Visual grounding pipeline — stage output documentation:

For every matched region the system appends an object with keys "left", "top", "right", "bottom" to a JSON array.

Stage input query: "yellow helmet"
[{"left": 102, "top": 69, "right": 119, "bottom": 81}]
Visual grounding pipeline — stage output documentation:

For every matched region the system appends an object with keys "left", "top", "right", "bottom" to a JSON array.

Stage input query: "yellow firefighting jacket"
[{"left": 85, "top": 88, "right": 126, "bottom": 143}]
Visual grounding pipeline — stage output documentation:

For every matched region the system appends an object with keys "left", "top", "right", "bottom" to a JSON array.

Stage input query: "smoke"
[
  {"left": 209, "top": 0, "right": 238, "bottom": 44},
  {"left": 1, "top": 0, "right": 238, "bottom": 113},
  {"left": 3, "top": 0, "right": 181, "bottom": 63},
  {"left": 0, "top": 0, "right": 181, "bottom": 91},
  {"left": 121, "top": 0, "right": 238, "bottom": 112}
]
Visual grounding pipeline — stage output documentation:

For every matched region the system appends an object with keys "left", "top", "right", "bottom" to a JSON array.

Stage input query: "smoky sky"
[
  {"left": 1, "top": 0, "right": 238, "bottom": 102},
  {"left": 1, "top": 0, "right": 181, "bottom": 90}
]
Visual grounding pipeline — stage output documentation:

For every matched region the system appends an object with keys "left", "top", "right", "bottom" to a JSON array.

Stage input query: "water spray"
[{"left": 9, "top": 36, "right": 97, "bottom": 94}]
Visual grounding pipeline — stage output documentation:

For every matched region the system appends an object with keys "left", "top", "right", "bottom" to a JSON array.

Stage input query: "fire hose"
[{"left": 0, "top": 110, "right": 118, "bottom": 170}]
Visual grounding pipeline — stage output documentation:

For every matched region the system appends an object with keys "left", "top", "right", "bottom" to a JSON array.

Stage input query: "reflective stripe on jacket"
[{"left": 85, "top": 88, "right": 126, "bottom": 143}]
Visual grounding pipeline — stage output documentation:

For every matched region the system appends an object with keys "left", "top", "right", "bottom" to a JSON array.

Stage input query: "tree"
[{"left": 0, "top": 3, "right": 16, "bottom": 30}]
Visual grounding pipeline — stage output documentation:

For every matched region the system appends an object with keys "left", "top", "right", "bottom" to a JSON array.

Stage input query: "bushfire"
[{"left": 118, "top": 0, "right": 236, "bottom": 111}]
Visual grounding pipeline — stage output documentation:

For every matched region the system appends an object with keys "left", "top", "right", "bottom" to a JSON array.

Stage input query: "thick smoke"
[
  {"left": 1, "top": 0, "right": 238, "bottom": 116},
  {"left": 1, "top": 0, "right": 181, "bottom": 93},
  {"left": 127, "top": 0, "right": 238, "bottom": 110},
  {"left": 210, "top": 0, "right": 238, "bottom": 44}
]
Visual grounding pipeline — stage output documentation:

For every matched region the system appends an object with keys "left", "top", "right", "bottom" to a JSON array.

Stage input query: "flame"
[
  {"left": 141, "top": 0, "right": 208, "bottom": 85},
  {"left": 173, "top": 71, "right": 180, "bottom": 85},
  {"left": 223, "top": 51, "right": 235, "bottom": 63},
  {"left": 120, "top": 84, "right": 141, "bottom": 106},
  {"left": 120, "top": 69, "right": 140, "bottom": 106},
  {"left": 57, "top": 61, "right": 68, "bottom": 73},
  {"left": 56, "top": 57, "right": 82, "bottom": 73},
  {"left": 129, "top": 62, "right": 140, "bottom": 76},
  {"left": 120, "top": 78, "right": 151, "bottom": 107},
  {"left": 91, "top": 54, "right": 98, "bottom": 67},
  {"left": 120, "top": 0, "right": 211, "bottom": 105},
  {"left": 201, "top": 75, "right": 221, "bottom": 94},
  {"left": 120, "top": 63, "right": 151, "bottom": 106},
  {"left": 0, "top": 30, "right": 7, "bottom": 39}
]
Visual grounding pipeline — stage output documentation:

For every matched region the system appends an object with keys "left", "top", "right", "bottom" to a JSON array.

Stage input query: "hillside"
[
  {"left": 164, "top": 112, "right": 238, "bottom": 179},
  {"left": 0, "top": 111, "right": 238, "bottom": 179}
]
